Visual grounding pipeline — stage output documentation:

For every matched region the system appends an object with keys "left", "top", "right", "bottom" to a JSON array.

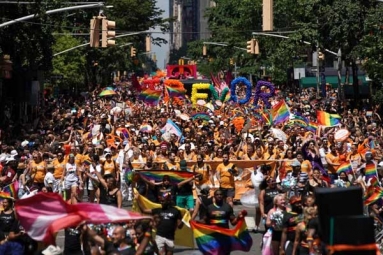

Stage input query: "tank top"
[
  {"left": 0, "top": 210, "right": 15, "bottom": 233},
  {"left": 65, "top": 163, "right": 78, "bottom": 182},
  {"left": 31, "top": 161, "right": 46, "bottom": 183},
  {"left": 104, "top": 160, "right": 116, "bottom": 175},
  {"left": 99, "top": 186, "right": 119, "bottom": 206},
  {"left": 264, "top": 187, "right": 280, "bottom": 214},
  {"left": 193, "top": 163, "right": 210, "bottom": 185}
]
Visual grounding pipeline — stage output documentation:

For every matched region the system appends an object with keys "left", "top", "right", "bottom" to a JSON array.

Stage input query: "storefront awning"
[{"left": 300, "top": 75, "right": 368, "bottom": 88}]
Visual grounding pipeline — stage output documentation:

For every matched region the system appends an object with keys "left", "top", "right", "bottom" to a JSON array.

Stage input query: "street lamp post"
[{"left": 0, "top": 3, "right": 110, "bottom": 28}]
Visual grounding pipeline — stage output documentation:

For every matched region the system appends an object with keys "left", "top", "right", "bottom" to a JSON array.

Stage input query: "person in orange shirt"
[
  {"left": 296, "top": 152, "right": 312, "bottom": 175},
  {"left": 164, "top": 152, "right": 181, "bottom": 171},
  {"left": 325, "top": 145, "right": 340, "bottom": 184},
  {"left": 103, "top": 152, "right": 119, "bottom": 179},
  {"left": 52, "top": 152, "right": 66, "bottom": 193},
  {"left": 216, "top": 152, "right": 238, "bottom": 207},
  {"left": 30, "top": 153, "right": 47, "bottom": 191}
]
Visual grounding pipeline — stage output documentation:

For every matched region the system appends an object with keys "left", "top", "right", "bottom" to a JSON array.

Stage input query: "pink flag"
[{"left": 16, "top": 193, "right": 151, "bottom": 244}]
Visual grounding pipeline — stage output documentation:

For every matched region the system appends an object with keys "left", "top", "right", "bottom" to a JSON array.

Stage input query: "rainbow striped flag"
[
  {"left": 138, "top": 170, "right": 195, "bottom": 185},
  {"left": 1, "top": 181, "right": 18, "bottom": 199},
  {"left": 191, "top": 113, "right": 211, "bottom": 121},
  {"left": 191, "top": 219, "right": 253, "bottom": 255},
  {"left": 258, "top": 109, "right": 273, "bottom": 125},
  {"left": 365, "top": 162, "right": 377, "bottom": 181},
  {"left": 167, "top": 86, "right": 185, "bottom": 98},
  {"left": 316, "top": 111, "right": 341, "bottom": 127},
  {"left": 369, "top": 176, "right": 380, "bottom": 187},
  {"left": 271, "top": 100, "right": 290, "bottom": 124},
  {"left": 364, "top": 187, "right": 383, "bottom": 205},
  {"left": 138, "top": 89, "right": 162, "bottom": 105},
  {"left": 306, "top": 121, "right": 318, "bottom": 132},
  {"left": 337, "top": 162, "right": 352, "bottom": 174}
]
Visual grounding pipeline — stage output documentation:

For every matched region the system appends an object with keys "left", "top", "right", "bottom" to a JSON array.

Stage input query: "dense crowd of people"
[{"left": 0, "top": 75, "right": 382, "bottom": 255}]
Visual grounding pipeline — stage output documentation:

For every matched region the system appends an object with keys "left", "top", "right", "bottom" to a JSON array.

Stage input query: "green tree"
[{"left": 52, "top": 35, "right": 86, "bottom": 88}]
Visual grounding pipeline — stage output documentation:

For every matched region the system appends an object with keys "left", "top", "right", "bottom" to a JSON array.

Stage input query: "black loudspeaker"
[{"left": 315, "top": 187, "right": 364, "bottom": 244}]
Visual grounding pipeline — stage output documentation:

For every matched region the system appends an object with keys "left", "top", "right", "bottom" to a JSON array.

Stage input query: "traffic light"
[
  {"left": 130, "top": 47, "right": 136, "bottom": 57},
  {"left": 247, "top": 39, "right": 255, "bottom": 54},
  {"left": 101, "top": 18, "right": 116, "bottom": 47},
  {"left": 178, "top": 59, "right": 184, "bottom": 65},
  {"left": 262, "top": 0, "right": 273, "bottom": 31},
  {"left": 145, "top": 35, "right": 151, "bottom": 52},
  {"left": 318, "top": 52, "right": 325, "bottom": 61},
  {"left": 202, "top": 45, "right": 207, "bottom": 56},
  {"left": 247, "top": 39, "right": 259, "bottom": 54},
  {"left": 230, "top": 58, "right": 234, "bottom": 65},
  {"left": 90, "top": 17, "right": 101, "bottom": 47}
]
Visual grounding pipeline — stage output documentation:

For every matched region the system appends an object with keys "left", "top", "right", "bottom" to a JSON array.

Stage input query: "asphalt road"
[{"left": 56, "top": 201, "right": 263, "bottom": 254}]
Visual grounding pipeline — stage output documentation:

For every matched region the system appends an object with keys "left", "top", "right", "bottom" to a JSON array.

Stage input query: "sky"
[{"left": 151, "top": 1, "right": 170, "bottom": 70}]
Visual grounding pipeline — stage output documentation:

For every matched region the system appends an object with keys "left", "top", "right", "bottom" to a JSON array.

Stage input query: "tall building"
[{"left": 169, "top": 0, "right": 215, "bottom": 51}]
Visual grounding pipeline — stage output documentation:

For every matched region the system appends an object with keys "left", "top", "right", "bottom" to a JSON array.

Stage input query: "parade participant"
[
  {"left": 103, "top": 151, "right": 119, "bottom": 180},
  {"left": 280, "top": 196, "right": 304, "bottom": 255},
  {"left": 29, "top": 152, "right": 47, "bottom": 191},
  {"left": 192, "top": 153, "right": 214, "bottom": 194},
  {"left": 94, "top": 171, "right": 122, "bottom": 208},
  {"left": 216, "top": 152, "right": 238, "bottom": 207},
  {"left": 85, "top": 156, "right": 102, "bottom": 203},
  {"left": 134, "top": 221, "right": 159, "bottom": 255},
  {"left": 325, "top": 145, "right": 341, "bottom": 184},
  {"left": 6, "top": 219, "right": 26, "bottom": 255},
  {"left": 246, "top": 164, "right": 268, "bottom": 232},
  {"left": 61, "top": 153, "right": 82, "bottom": 204},
  {"left": 266, "top": 194, "right": 288, "bottom": 255},
  {"left": 135, "top": 191, "right": 183, "bottom": 255},
  {"left": 293, "top": 207, "right": 318, "bottom": 255},
  {"left": 191, "top": 184, "right": 213, "bottom": 220},
  {"left": 0, "top": 157, "right": 16, "bottom": 188},
  {"left": 259, "top": 177, "right": 281, "bottom": 220},
  {"left": 52, "top": 151, "right": 66, "bottom": 193},
  {"left": 0, "top": 199, "right": 16, "bottom": 251},
  {"left": 199, "top": 189, "right": 244, "bottom": 228},
  {"left": 85, "top": 224, "right": 135, "bottom": 255},
  {"left": 308, "top": 168, "right": 329, "bottom": 191},
  {"left": 175, "top": 175, "right": 196, "bottom": 212},
  {"left": 164, "top": 152, "right": 180, "bottom": 171}
]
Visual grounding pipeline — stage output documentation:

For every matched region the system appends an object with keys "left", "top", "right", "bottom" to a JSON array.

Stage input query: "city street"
[{"left": 56, "top": 202, "right": 263, "bottom": 254}]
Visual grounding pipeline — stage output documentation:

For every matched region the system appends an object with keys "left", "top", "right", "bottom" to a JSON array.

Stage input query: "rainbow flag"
[
  {"left": 370, "top": 176, "right": 380, "bottom": 187},
  {"left": 167, "top": 86, "right": 185, "bottom": 98},
  {"left": 306, "top": 121, "right": 318, "bottom": 132},
  {"left": 364, "top": 187, "right": 383, "bottom": 205},
  {"left": 138, "top": 89, "right": 162, "bottom": 105},
  {"left": 316, "top": 111, "right": 341, "bottom": 127},
  {"left": 191, "top": 113, "right": 211, "bottom": 121},
  {"left": 138, "top": 170, "right": 195, "bottom": 185},
  {"left": 1, "top": 181, "right": 18, "bottom": 199},
  {"left": 191, "top": 219, "right": 253, "bottom": 255},
  {"left": 271, "top": 100, "right": 290, "bottom": 124},
  {"left": 257, "top": 109, "right": 273, "bottom": 125},
  {"left": 365, "top": 162, "right": 377, "bottom": 181},
  {"left": 289, "top": 119, "right": 308, "bottom": 127},
  {"left": 337, "top": 162, "right": 352, "bottom": 174}
]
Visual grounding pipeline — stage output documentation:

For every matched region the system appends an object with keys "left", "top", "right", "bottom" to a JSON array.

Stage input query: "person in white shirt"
[
  {"left": 44, "top": 164, "right": 57, "bottom": 192},
  {"left": 246, "top": 164, "right": 266, "bottom": 232}
]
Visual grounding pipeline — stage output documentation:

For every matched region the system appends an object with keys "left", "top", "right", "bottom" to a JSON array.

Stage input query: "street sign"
[{"left": 51, "top": 75, "right": 64, "bottom": 79}]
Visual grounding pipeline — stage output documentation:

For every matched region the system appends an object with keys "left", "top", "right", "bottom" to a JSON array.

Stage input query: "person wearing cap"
[
  {"left": 191, "top": 184, "right": 213, "bottom": 220},
  {"left": 44, "top": 163, "right": 57, "bottom": 193},
  {"left": 103, "top": 151, "right": 119, "bottom": 180},
  {"left": 216, "top": 152, "right": 238, "bottom": 207},
  {"left": 135, "top": 186, "right": 183, "bottom": 255},
  {"left": 0, "top": 156, "right": 16, "bottom": 188},
  {"left": 280, "top": 196, "right": 304, "bottom": 255}
]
